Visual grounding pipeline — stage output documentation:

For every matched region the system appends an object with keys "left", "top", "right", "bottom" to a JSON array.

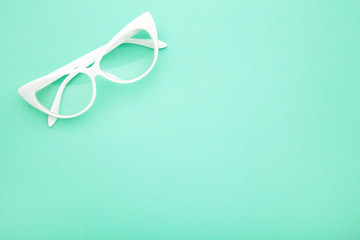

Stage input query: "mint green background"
[{"left": 1, "top": 0, "right": 360, "bottom": 239}]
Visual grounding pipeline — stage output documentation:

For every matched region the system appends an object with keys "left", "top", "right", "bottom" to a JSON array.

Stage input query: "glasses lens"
[
  {"left": 100, "top": 30, "right": 155, "bottom": 81},
  {"left": 36, "top": 72, "right": 93, "bottom": 116}
]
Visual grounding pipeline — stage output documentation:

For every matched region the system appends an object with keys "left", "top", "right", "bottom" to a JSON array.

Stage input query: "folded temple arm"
[{"left": 47, "top": 38, "right": 167, "bottom": 127}]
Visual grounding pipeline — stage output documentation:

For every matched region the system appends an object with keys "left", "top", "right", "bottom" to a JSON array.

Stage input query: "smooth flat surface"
[{"left": 1, "top": 0, "right": 360, "bottom": 239}]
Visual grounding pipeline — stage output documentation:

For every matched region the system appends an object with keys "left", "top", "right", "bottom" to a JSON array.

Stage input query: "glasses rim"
[
  {"left": 34, "top": 68, "right": 97, "bottom": 119},
  {"left": 97, "top": 29, "right": 159, "bottom": 84},
  {"left": 36, "top": 31, "right": 159, "bottom": 118}
]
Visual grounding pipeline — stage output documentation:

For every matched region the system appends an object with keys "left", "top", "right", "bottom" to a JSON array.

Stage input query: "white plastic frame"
[{"left": 18, "top": 12, "right": 167, "bottom": 127}]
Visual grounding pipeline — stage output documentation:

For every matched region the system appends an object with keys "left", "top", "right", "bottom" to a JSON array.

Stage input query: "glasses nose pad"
[{"left": 80, "top": 62, "right": 101, "bottom": 78}]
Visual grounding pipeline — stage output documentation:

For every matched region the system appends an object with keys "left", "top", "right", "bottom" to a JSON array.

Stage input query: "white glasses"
[{"left": 18, "top": 12, "right": 167, "bottom": 127}]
